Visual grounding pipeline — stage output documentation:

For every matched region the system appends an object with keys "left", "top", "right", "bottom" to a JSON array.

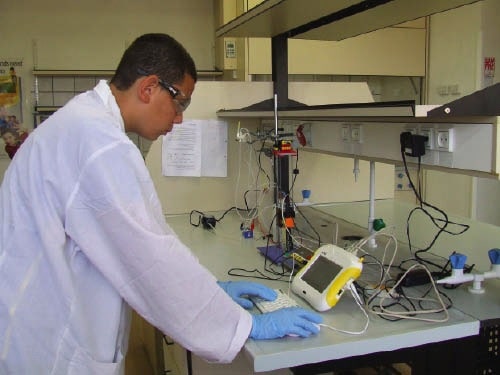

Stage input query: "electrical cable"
[
  {"left": 369, "top": 263, "right": 450, "bottom": 323},
  {"left": 189, "top": 207, "right": 248, "bottom": 229},
  {"left": 226, "top": 212, "right": 292, "bottom": 282},
  {"left": 293, "top": 202, "right": 322, "bottom": 247},
  {"left": 318, "top": 282, "right": 370, "bottom": 335},
  {"left": 400, "top": 150, "right": 470, "bottom": 268},
  {"left": 233, "top": 129, "right": 276, "bottom": 232},
  {"left": 348, "top": 229, "right": 452, "bottom": 323},
  {"left": 255, "top": 138, "right": 272, "bottom": 188},
  {"left": 289, "top": 148, "right": 299, "bottom": 196},
  {"left": 189, "top": 210, "right": 205, "bottom": 227}
]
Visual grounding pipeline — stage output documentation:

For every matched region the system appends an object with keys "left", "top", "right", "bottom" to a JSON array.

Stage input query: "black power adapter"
[
  {"left": 201, "top": 215, "right": 216, "bottom": 230},
  {"left": 400, "top": 132, "right": 428, "bottom": 157},
  {"left": 397, "top": 268, "right": 431, "bottom": 287}
]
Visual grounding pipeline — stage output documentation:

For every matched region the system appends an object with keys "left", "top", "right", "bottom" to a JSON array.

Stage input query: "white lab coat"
[{"left": 0, "top": 81, "right": 252, "bottom": 374}]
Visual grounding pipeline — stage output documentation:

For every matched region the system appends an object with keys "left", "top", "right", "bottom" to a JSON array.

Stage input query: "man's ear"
[{"left": 137, "top": 75, "right": 158, "bottom": 104}]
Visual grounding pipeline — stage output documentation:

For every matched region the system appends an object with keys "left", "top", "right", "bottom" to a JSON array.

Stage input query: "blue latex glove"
[
  {"left": 250, "top": 307, "right": 323, "bottom": 339},
  {"left": 217, "top": 281, "right": 277, "bottom": 309}
]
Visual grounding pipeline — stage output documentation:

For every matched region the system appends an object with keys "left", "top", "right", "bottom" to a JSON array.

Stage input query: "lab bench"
[{"left": 161, "top": 200, "right": 499, "bottom": 374}]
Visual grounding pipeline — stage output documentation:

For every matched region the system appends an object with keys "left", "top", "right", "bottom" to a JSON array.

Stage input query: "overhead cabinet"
[
  {"left": 217, "top": 0, "right": 479, "bottom": 76},
  {"left": 216, "top": 0, "right": 481, "bottom": 40}
]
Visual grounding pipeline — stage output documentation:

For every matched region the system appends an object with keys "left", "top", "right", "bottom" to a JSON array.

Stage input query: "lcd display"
[{"left": 300, "top": 255, "right": 343, "bottom": 293}]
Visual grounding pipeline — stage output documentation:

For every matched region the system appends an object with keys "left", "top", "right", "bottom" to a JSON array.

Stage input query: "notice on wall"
[
  {"left": 0, "top": 58, "right": 27, "bottom": 160},
  {"left": 162, "top": 119, "right": 227, "bottom": 177},
  {"left": 483, "top": 56, "right": 496, "bottom": 87}
]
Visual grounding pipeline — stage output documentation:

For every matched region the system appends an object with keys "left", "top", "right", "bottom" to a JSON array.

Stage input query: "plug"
[
  {"left": 400, "top": 132, "right": 428, "bottom": 157},
  {"left": 397, "top": 268, "right": 431, "bottom": 287}
]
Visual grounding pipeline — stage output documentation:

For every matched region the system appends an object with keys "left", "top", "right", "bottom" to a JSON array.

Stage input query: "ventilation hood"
[
  {"left": 216, "top": 99, "right": 415, "bottom": 119},
  {"left": 217, "top": 84, "right": 499, "bottom": 120}
]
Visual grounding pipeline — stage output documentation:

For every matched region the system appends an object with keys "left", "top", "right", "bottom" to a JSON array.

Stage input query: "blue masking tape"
[
  {"left": 450, "top": 253, "right": 467, "bottom": 269},
  {"left": 488, "top": 248, "right": 500, "bottom": 265}
]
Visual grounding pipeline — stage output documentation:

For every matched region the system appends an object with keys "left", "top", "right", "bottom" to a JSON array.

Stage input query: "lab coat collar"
[{"left": 94, "top": 80, "right": 125, "bottom": 133}]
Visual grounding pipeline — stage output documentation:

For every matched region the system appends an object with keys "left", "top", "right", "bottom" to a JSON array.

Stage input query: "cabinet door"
[
  {"left": 192, "top": 351, "right": 293, "bottom": 375},
  {"left": 126, "top": 311, "right": 164, "bottom": 375},
  {"left": 162, "top": 337, "right": 188, "bottom": 375}
]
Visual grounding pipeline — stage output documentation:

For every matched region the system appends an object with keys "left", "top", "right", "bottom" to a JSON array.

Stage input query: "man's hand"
[
  {"left": 250, "top": 307, "right": 323, "bottom": 339},
  {"left": 217, "top": 281, "right": 277, "bottom": 309}
]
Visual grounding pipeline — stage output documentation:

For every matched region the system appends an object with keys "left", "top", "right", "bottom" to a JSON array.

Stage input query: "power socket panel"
[
  {"left": 341, "top": 125, "right": 350, "bottom": 142},
  {"left": 436, "top": 129, "right": 454, "bottom": 152},
  {"left": 350, "top": 125, "right": 362, "bottom": 143}
]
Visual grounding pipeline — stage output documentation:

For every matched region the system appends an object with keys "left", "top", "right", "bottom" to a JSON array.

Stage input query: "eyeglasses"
[
  {"left": 137, "top": 68, "right": 191, "bottom": 113},
  {"left": 157, "top": 79, "right": 190, "bottom": 114}
]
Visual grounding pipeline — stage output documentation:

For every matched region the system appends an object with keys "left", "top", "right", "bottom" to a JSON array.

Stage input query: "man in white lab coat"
[{"left": 0, "top": 33, "right": 321, "bottom": 374}]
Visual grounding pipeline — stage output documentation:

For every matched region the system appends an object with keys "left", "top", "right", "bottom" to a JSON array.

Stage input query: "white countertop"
[{"left": 164, "top": 202, "right": 497, "bottom": 372}]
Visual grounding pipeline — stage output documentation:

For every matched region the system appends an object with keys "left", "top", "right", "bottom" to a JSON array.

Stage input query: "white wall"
[
  {"left": 427, "top": 4, "right": 482, "bottom": 104},
  {"left": 481, "top": 0, "right": 500, "bottom": 88},
  {"left": 147, "top": 81, "right": 394, "bottom": 214},
  {"left": 425, "top": 0, "right": 500, "bottom": 223},
  {"left": 0, "top": 0, "right": 216, "bottom": 183},
  {"left": 0, "top": 1, "right": 395, "bottom": 216},
  {"left": 247, "top": 24, "right": 426, "bottom": 76},
  {"left": 473, "top": 0, "right": 500, "bottom": 225},
  {"left": 2, "top": 0, "right": 499, "bottom": 223},
  {"left": 0, "top": 0, "right": 216, "bottom": 131}
]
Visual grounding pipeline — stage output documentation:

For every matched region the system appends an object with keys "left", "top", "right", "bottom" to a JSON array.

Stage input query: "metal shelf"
[
  {"left": 33, "top": 70, "right": 114, "bottom": 77},
  {"left": 32, "top": 69, "right": 223, "bottom": 78}
]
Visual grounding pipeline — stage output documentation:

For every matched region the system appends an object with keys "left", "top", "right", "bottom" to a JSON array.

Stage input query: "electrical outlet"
[
  {"left": 350, "top": 125, "right": 362, "bottom": 143},
  {"left": 436, "top": 129, "right": 453, "bottom": 152},
  {"left": 341, "top": 125, "right": 350, "bottom": 142}
]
